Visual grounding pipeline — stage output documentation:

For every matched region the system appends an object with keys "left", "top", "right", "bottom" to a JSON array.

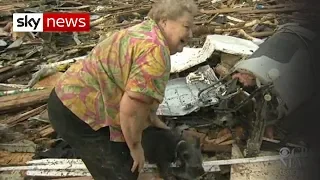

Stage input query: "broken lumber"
[
  {"left": 0, "top": 89, "right": 51, "bottom": 114},
  {"left": 192, "top": 26, "right": 241, "bottom": 36},
  {"left": 90, "top": 15, "right": 112, "bottom": 27},
  {"left": 38, "top": 125, "right": 55, "bottom": 137},
  {"left": 0, "top": 60, "right": 43, "bottom": 83},
  {"left": 4, "top": 104, "right": 47, "bottom": 126},
  {"left": 239, "top": 6, "right": 307, "bottom": 14},
  {"left": 0, "top": 151, "right": 34, "bottom": 166},
  {"left": 200, "top": 3, "right": 302, "bottom": 14}
]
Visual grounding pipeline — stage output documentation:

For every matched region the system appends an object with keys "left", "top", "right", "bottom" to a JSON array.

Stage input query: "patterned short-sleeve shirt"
[{"left": 54, "top": 19, "right": 171, "bottom": 142}]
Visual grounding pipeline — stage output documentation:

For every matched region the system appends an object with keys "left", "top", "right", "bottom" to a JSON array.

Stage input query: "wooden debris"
[
  {"left": 0, "top": 89, "right": 51, "bottom": 114},
  {"left": 262, "top": 137, "right": 306, "bottom": 148},
  {"left": 0, "top": 59, "right": 44, "bottom": 83},
  {"left": 90, "top": 15, "right": 113, "bottom": 27},
  {"left": 0, "top": 65, "right": 13, "bottom": 74},
  {"left": 239, "top": 6, "right": 307, "bottom": 14},
  {"left": 3, "top": 105, "right": 47, "bottom": 126},
  {"left": 182, "top": 129, "right": 207, "bottom": 143},
  {"left": 0, "top": 140, "right": 37, "bottom": 153},
  {"left": 38, "top": 125, "right": 55, "bottom": 137},
  {"left": 0, "top": 151, "right": 34, "bottom": 166}
]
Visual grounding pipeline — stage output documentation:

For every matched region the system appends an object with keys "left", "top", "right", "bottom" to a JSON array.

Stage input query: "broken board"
[{"left": 0, "top": 89, "right": 51, "bottom": 113}]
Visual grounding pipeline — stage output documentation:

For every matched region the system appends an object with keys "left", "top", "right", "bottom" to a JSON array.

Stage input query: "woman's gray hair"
[{"left": 148, "top": 0, "right": 198, "bottom": 23}]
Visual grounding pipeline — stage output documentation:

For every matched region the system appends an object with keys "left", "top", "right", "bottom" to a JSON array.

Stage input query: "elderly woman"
[{"left": 47, "top": 0, "right": 198, "bottom": 179}]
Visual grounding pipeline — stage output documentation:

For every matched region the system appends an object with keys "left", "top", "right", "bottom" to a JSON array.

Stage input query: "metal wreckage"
[{"left": 152, "top": 23, "right": 317, "bottom": 178}]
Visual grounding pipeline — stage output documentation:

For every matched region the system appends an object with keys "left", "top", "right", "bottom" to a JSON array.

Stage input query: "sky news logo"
[{"left": 13, "top": 13, "right": 90, "bottom": 32}]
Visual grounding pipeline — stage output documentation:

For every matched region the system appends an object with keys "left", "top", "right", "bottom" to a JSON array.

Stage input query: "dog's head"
[{"left": 172, "top": 129, "right": 205, "bottom": 179}]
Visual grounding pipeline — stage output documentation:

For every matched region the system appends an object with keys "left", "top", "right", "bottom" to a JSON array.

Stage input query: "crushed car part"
[
  {"left": 233, "top": 23, "right": 317, "bottom": 117},
  {"left": 233, "top": 24, "right": 317, "bottom": 157}
]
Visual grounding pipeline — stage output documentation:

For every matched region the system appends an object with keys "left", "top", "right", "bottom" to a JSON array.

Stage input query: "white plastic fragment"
[
  {"left": 170, "top": 47, "right": 203, "bottom": 73},
  {"left": 252, "top": 38, "right": 265, "bottom": 45},
  {"left": 207, "top": 34, "right": 259, "bottom": 56},
  {"left": 170, "top": 35, "right": 259, "bottom": 73},
  {"left": 170, "top": 35, "right": 216, "bottom": 73}
]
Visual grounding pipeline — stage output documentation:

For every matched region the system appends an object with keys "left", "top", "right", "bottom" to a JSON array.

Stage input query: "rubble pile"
[{"left": 0, "top": 0, "right": 315, "bottom": 179}]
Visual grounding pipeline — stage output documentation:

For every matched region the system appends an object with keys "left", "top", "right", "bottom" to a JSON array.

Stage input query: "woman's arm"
[
  {"left": 149, "top": 102, "right": 169, "bottom": 129},
  {"left": 120, "top": 91, "right": 153, "bottom": 151}
]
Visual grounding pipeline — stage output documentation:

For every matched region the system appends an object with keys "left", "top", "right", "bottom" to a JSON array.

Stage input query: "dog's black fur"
[{"left": 142, "top": 126, "right": 205, "bottom": 180}]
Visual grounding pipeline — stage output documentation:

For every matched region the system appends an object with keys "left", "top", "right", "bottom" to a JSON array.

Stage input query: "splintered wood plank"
[
  {"left": 4, "top": 105, "right": 47, "bottom": 126},
  {"left": 38, "top": 125, "right": 55, "bottom": 137},
  {"left": 0, "top": 89, "right": 52, "bottom": 114},
  {"left": 0, "top": 151, "right": 34, "bottom": 166}
]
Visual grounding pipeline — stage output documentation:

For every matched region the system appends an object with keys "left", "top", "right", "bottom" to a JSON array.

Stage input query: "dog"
[{"left": 142, "top": 126, "right": 205, "bottom": 180}]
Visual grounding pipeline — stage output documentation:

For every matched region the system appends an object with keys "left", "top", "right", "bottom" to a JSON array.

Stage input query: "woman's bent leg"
[{"left": 47, "top": 89, "right": 138, "bottom": 180}]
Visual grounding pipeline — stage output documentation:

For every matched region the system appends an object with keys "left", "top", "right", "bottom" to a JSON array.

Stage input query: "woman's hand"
[
  {"left": 130, "top": 143, "right": 145, "bottom": 173},
  {"left": 150, "top": 116, "right": 170, "bottom": 129},
  {"left": 149, "top": 103, "right": 170, "bottom": 130}
]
